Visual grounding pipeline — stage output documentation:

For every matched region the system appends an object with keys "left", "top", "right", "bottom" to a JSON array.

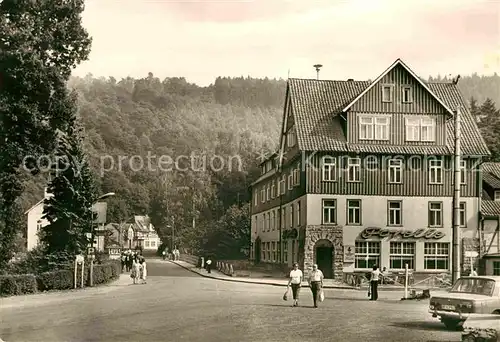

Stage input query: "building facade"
[
  {"left": 25, "top": 189, "right": 52, "bottom": 251},
  {"left": 250, "top": 59, "right": 490, "bottom": 280},
  {"left": 121, "top": 216, "right": 161, "bottom": 251}
]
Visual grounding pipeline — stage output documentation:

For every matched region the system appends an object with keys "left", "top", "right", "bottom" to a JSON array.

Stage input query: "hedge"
[{"left": 0, "top": 260, "right": 121, "bottom": 297}]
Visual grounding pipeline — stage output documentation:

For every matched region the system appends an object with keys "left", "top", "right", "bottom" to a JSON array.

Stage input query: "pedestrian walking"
[
  {"left": 120, "top": 253, "right": 126, "bottom": 273},
  {"left": 206, "top": 257, "right": 212, "bottom": 273},
  {"left": 308, "top": 264, "right": 324, "bottom": 308},
  {"left": 369, "top": 265, "right": 380, "bottom": 301},
  {"left": 139, "top": 258, "right": 147, "bottom": 284},
  {"left": 131, "top": 258, "right": 140, "bottom": 284},
  {"left": 287, "top": 263, "right": 303, "bottom": 307}
]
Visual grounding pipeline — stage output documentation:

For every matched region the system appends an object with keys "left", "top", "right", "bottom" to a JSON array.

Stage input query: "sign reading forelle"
[{"left": 360, "top": 227, "right": 445, "bottom": 240}]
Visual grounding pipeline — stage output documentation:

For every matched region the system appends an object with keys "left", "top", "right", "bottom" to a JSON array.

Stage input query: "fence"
[{"left": 178, "top": 254, "right": 235, "bottom": 277}]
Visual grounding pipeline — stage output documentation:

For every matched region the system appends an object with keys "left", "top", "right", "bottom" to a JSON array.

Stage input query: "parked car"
[{"left": 429, "top": 276, "right": 500, "bottom": 330}]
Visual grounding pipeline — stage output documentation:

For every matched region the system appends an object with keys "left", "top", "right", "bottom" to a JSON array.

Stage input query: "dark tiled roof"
[
  {"left": 288, "top": 78, "right": 490, "bottom": 156},
  {"left": 483, "top": 163, "right": 500, "bottom": 178},
  {"left": 482, "top": 200, "right": 500, "bottom": 217},
  {"left": 483, "top": 172, "right": 500, "bottom": 189},
  {"left": 428, "top": 82, "right": 490, "bottom": 156}
]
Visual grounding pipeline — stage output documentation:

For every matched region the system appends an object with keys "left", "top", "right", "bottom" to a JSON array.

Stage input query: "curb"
[
  {"left": 171, "top": 261, "right": 448, "bottom": 292},
  {"left": 171, "top": 261, "right": 356, "bottom": 290}
]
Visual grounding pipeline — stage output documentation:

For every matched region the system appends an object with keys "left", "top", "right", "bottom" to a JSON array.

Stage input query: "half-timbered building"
[{"left": 250, "top": 59, "right": 490, "bottom": 280}]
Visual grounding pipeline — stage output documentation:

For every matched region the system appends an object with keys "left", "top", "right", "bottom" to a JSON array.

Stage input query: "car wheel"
[{"left": 442, "top": 319, "right": 463, "bottom": 330}]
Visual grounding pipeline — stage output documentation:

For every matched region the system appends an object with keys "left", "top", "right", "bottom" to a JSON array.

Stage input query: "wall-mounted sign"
[
  {"left": 344, "top": 245, "right": 355, "bottom": 263},
  {"left": 360, "top": 227, "right": 445, "bottom": 240},
  {"left": 282, "top": 229, "right": 298, "bottom": 240}
]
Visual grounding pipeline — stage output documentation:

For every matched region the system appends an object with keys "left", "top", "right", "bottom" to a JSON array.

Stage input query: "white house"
[
  {"left": 128, "top": 215, "right": 161, "bottom": 251},
  {"left": 25, "top": 188, "right": 52, "bottom": 251}
]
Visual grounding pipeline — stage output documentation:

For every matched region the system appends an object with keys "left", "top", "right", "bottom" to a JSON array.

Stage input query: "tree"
[
  {"left": 41, "top": 125, "right": 98, "bottom": 258},
  {"left": 0, "top": 0, "right": 92, "bottom": 267}
]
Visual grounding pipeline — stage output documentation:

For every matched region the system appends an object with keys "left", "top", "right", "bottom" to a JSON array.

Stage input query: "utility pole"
[
  {"left": 452, "top": 106, "right": 462, "bottom": 283},
  {"left": 172, "top": 216, "right": 175, "bottom": 251}
]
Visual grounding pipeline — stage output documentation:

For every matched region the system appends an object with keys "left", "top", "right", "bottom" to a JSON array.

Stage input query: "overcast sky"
[{"left": 72, "top": 0, "right": 500, "bottom": 86}]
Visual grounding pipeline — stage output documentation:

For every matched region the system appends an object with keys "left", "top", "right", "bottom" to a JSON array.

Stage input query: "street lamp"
[{"left": 89, "top": 192, "right": 115, "bottom": 287}]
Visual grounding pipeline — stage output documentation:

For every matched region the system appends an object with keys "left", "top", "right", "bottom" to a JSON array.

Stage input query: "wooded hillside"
[{"left": 16, "top": 72, "right": 500, "bottom": 257}]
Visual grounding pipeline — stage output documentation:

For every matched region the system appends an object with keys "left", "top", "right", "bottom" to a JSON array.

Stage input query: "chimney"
[
  {"left": 347, "top": 78, "right": 354, "bottom": 82},
  {"left": 313, "top": 64, "right": 323, "bottom": 80}
]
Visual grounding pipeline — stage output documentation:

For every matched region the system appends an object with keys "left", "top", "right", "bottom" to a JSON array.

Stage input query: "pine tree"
[{"left": 41, "top": 123, "right": 98, "bottom": 259}]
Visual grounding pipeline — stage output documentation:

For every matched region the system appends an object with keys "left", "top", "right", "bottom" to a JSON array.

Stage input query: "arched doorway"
[
  {"left": 314, "top": 239, "right": 334, "bottom": 279},
  {"left": 254, "top": 237, "right": 261, "bottom": 264}
]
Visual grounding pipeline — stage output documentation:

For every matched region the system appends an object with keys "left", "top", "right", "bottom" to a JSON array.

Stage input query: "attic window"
[
  {"left": 287, "top": 129, "right": 296, "bottom": 147},
  {"left": 382, "top": 85, "right": 394, "bottom": 102},
  {"left": 402, "top": 87, "right": 413, "bottom": 103}
]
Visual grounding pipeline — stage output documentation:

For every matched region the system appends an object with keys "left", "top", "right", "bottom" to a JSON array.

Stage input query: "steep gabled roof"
[
  {"left": 483, "top": 163, "right": 500, "bottom": 189},
  {"left": 24, "top": 198, "right": 44, "bottom": 215},
  {"left": 287, "top": 72, "right": 490, "bottom": 156},
  {"left": 341, "top": 59, "right": 454, "bottom": 116},
  {"left": 482, "top": 200, "right": 500, "bottom": 218}
]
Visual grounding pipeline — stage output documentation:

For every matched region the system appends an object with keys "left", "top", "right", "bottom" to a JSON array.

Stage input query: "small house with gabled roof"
[{"left": 250, "top": 59, "right": 489, "bottom": 280}]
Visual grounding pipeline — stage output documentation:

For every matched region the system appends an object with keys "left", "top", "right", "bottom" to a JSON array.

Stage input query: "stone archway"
[
  {"left": 303, "top": 225, "right": 343, "bottom": 280},
  {"left": 314, "top": 239, "right": 334, "bottom": 279}
]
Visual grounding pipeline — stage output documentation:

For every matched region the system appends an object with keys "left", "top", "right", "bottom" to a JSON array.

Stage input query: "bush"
[
  {"left": 0, "top": 274, "right": 37, "bottom": 296},
  {"left": 0, "top": 260, "right": 122, "bottom": 297}
]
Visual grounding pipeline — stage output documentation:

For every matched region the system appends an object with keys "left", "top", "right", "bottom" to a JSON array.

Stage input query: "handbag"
[
  {"left": 283, "top": 287, "right": 289, "bottom": 301},
  {"left": 319, "top": 290, "right": 325, "bottom": 302}
]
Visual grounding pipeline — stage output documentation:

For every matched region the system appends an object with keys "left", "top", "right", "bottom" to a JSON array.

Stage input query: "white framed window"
[
  {"left": 347, "top": 199, "right": 361, "bottom": 225},
  {"left": 421, "top": 117, "right": 436, "bottom": 141},
  {"left": 279, "top": 176, "right": 286, "bottom": 195},
  {"left": 266, "top": 185, "right": 270, "bottom": 201},
  {"left": 272, "top": 242, "right": 276, "bottom": 262},
  {"left": 405, "top": 117, "right": 420, "bottom": 141},
  {"left": 359, "top": 116, "right": 374, "bottom": 140},
  {"left": 424, "top": 243, "right": 449, "bottom": 270},
  {"left": 296, "top": 201, "right": 301, "bottom": 227},
  {"left": 382, "top": 85, "right": 394, "bottom": 102},
  {"left": 289, "top": 205, "right": 293, "bottom": 228},
  {"left": 388, "top": 201, "right": 402, "bottom": 226},
  {"left": 268, "top": 213, "right": 271, "bottom": 231},
  {"left": 36, "top": 220, "right": 42, "bottom": 231},
  {"left": 494, "top": 261, "right": 500, "bottom": 276},
  {"left": 293, "top": 168, "right": 299, "bottom": 186},
  {"left": 271, "top": 183, "right": 276, "bottom": 198},
  {"left": 287, "top": 129, "right": 296, "bottom": 147},
  {"left": 389, "top": 242, "right": 415, "bottom": 270},
  {"left": 266, "top": 242, "right": 270, "bottom": 261},
  {"left": 272, "top": 211, "right": 275, "bottom": 231},
  {"left": 322, "top": 156, "right": 337, "bottom": 181},
  {"left": 402, "top": 87, "right": 412, "bottom": 103},
  {"left": 355, "top": 241, "right": 380, "bottom": 269},
  {"left": 388, "top": 159, "right": 403, "bottom": 183},
  {"left": 288, "top": 173, "right": 293, "bottom": 190},
  {"left": 460, "top": 202, "right": 466, "bottom": 227},
  {"left": 281, "top": 208, "right": 285, "bottom": 229},
  {"left": 283, "top": 241, "right": 288, "bottom": 263},
  {"left": 261, "top": 189, "right": 265, "bottom": 203},
  {"left": 428, "top": 202, "right": 443, "bottom": 227},
  {"left": 428, "top": 159, "right": 443, "bottom": 184},
  {"left": 460, "top": 160, "right": 466, "bottom": 184},
  {"left": 359, "top": 115, "right": 390, "bottom": 140},
  {"left": 254, "top": 191, "right": 258, "bottom": 206},
  {"left": 261, "top": 243, "right": 266, "bottom": 261},
  {"left": 145, "top": 240, "right": 150, "bottom": 248},
  {"left": 322, "top": 199, "right": 337, "bottom": 224},
  {"left": 347, "top": 157, "right": 361, "bottom": 182},
  {"left": 151, "top": 240, "right": 156, "bottom": 248},
  {"left": 374, "top": 116, "right": 390, "bottom": 140}
]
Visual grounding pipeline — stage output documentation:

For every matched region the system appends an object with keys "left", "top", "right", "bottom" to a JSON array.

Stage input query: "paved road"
[{"left": 0, "top": 259, "right": 461, "bottom": 342}]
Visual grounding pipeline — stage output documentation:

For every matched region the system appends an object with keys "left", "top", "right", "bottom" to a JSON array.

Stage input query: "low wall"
[{"left": 179, "top": 254, "right": 235, "bottom": 276}]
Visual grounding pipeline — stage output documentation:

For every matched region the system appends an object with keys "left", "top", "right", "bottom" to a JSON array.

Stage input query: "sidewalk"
[
  {"left": 172, "top": 260, "right": 449, "bottom": 292},
  {"left": 172, "top": 260, "right": 357, "bottom": 289}
]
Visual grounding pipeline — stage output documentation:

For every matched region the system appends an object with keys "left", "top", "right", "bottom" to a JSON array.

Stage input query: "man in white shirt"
[
  {"left": 287, "top": 263, "right": 303, "bottom": 307},
  {"left": 308, "top": 264, "right": 324, "bottom": 308}
]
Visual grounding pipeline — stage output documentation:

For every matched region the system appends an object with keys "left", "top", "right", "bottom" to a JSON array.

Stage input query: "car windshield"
[{"left": 450, "top": 278, "right": 495, "bottom": 296}]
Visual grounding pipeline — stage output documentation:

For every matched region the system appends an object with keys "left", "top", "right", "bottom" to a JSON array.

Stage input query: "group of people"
[
  {"left": 161, "top": 247, "right": 180, "bottom": 261},
  {"left": 120, "top": 250, "right": 147, "bottom": 285},
  {"left": 287, "top": 263, "right": 382, "bottom": 307}
]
